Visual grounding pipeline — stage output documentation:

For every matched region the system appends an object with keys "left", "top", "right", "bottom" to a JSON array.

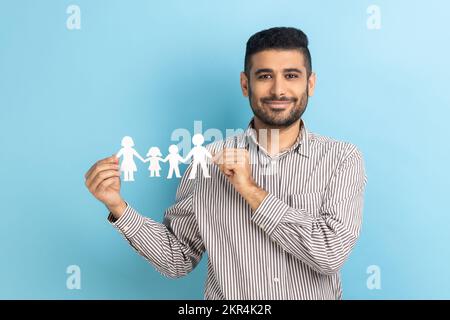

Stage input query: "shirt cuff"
[
  {"left": 251, "top": 193, "right": 290, "bottom": 235},
  {"left": 107, "top": 203, "right": 145, "bottom": 238}
]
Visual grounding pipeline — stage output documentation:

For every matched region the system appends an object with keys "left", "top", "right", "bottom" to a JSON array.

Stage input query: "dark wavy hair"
[{"left": 244, "top": 27, "right": 312, "bottom": 78}]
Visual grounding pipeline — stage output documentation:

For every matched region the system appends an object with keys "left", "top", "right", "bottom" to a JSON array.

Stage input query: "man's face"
[{"left": 240, "top": 49, "right": 316, "bottom": 127}]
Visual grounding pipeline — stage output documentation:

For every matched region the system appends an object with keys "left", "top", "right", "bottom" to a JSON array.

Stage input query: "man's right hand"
[{"left": 84, "top": 155, "right": 126, "bottom": 220}]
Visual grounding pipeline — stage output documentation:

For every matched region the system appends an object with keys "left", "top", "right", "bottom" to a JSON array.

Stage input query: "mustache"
[{"left": 260, "top": 96, "right": 298, "bottom": 104}]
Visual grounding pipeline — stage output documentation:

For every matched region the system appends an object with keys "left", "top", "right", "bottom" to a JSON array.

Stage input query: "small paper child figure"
[
  {"left": 183, "top": 133, "right": 212, "bottom": 179},
  {"left": 144, "top": 147, "right": 165, "bottom": 177},
  {"left": 116, "top": 136, "right": 145, "bottom": 182},
  {"left": 163, "top": 144, "right": 185, "bottom": 179}
]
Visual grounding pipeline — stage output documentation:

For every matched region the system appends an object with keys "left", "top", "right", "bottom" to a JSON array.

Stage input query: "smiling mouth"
[{"left": 264, "top": 101, "right": 292, "bottom": 110}]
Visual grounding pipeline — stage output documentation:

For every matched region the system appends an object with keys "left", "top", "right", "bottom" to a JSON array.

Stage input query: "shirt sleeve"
[
  {"left": 108, "top": 164, "right": 205, "bottom": 279},
  {"left": 251, "top": 145, "right": 368, "bottom": 275}
]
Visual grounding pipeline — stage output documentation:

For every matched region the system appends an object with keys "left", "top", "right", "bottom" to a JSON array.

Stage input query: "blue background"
[{"left": 1, "top": 0, "right": 449, "bottom": 299}]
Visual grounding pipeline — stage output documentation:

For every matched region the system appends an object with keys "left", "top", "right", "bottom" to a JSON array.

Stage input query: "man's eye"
[
  {"left": 285, "top": 73, "right": 299, "bottom": 79},
  {"left": 258, "top": 74, "right": 272, "bottom": 80}
]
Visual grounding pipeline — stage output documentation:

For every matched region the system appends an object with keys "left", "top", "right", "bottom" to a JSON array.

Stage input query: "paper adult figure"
[
  {"left": 116, "top": 136, "right": 145, "bottom": 182},
  {"left": 163, "top": 145, "right": 185, "bottom": 179},
  {"left": 183, "top": 134, "right": 212, "bottom": 179},
  {"left": 144, "top": 147, "right": 165, "bottom": 177}
]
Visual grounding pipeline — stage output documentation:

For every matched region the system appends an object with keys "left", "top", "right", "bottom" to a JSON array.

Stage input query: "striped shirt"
[{"left": 108, "top": 118, "right": 368, "bottom": 300}]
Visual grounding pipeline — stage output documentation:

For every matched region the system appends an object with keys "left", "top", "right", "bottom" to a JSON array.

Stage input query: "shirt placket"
[
  {"left": 248, "top": 135, "right": 289, "bottom": 299},
  {"left": 265, "top": 153, "right": 286, "bottom": 299}
]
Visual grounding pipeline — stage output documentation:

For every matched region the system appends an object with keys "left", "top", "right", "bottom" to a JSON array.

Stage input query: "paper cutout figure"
[
  {"left": 163, "top": 144, "right": 185, "bottom": 179},
  {"left": 116, "top": 136, "right": 145, "bottom": 181},
  {"left": 144, "top": 147, "right": 165, "bottom": 177},
  {"left": 183, "top": 134, "right": 212, "bottom": 179}
]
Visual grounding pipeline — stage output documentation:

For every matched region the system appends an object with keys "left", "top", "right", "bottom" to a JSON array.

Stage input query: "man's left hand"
[{"left": 213, "top": 148, "right": 268, "bottom": 211}]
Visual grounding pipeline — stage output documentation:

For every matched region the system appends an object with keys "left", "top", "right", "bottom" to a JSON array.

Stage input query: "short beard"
[{"left": 248, "top": 84, "right": 309, "bottom": 127}]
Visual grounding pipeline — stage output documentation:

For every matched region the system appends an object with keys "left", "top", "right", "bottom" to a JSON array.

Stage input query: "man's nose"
[{"left": 269, "top": 75, "right": 287, "bottom": 98}]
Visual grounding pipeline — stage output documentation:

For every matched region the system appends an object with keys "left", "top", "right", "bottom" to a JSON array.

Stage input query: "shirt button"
[
  {"left": 123, "top": 226, "right": 130, "bottom": 232},
  {"left": 273, "top": 277, "right": 280, "bottom": 282}
]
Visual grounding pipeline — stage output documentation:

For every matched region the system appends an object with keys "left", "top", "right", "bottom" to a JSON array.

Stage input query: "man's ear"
[
  {"left": 307, "top": 72, "right": 317, "bottom": 97},
  {"left": 240, "top": 72, "right": 249, "bottom": 97}
]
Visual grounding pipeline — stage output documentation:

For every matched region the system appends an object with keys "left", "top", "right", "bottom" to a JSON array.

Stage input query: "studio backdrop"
[{"left": 1, "top": 0, "right": 449, "bottom": 299}]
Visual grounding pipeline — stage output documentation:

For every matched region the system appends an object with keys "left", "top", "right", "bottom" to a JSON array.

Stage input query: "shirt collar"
[{"left": 244, "top": 117, "right": 310, "bottom": 158}]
